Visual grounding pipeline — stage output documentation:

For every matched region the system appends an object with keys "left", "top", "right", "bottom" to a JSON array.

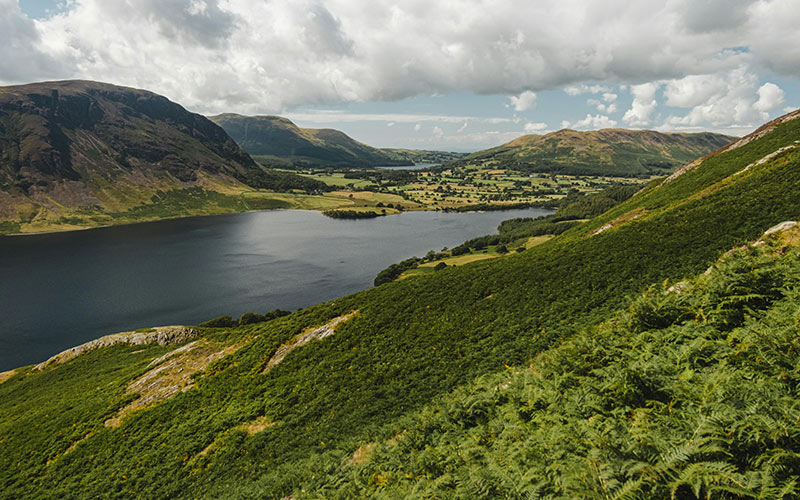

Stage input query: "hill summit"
[
  {"left": 460, "top": 128, "right": 737, "bottom": 176},
  {"left": 209, "top": 113, "right": 410, "bottom": 168},
  {"left": 0, "top": 80, "right": 324, "bottom": 233}
]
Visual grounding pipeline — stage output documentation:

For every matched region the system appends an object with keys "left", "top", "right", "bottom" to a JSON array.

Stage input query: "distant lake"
[
  {"left": 0, "top": 207, "right": 552, "bottom": 371},
  {"left": 375, "top": 163, "right": 439, "bottom": 170}
]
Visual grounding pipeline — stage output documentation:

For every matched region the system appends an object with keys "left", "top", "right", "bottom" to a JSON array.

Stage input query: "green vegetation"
[
  {"left": 1, "top": 107, "right": 798, "bottom": 499},
  {"left": 378, "top": 148, "right": 467, "bottom": 164},
  {"left": 373, "top": 184, "right": 640, "bottom": 283},
  {"left": 0, "top": 81, "right": 335, "bottom": 235},
  {"left": 308, "top": 230, "right": 800, "bottom": 498},
  {"left": 298, "top": 164, "right": 646, "bottom": 212},
  {"left": 457, "top": 129, "right": 735, "bottom": 177},
  {"left": 323, "top": 209, "right": 385, "bottom": 219},
  {"left": 199, "top": 309, "right": 292, "bottom": 328},
  {"left": 210, "top": 114, "right": 410, "bottom": 168}
]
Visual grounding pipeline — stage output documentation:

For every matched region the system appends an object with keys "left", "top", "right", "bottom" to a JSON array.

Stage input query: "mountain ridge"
[
  {"left": 459, "top": 127, "right": 737, "bottom": 177},
  {"left": 209, "top": 113, "right": 412, "bottom": 168},
  {"left": 0, "top": 80, "right": 327, "bottom": 233}
]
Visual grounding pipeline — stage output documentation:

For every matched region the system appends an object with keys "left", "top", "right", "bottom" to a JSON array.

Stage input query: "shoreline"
[{"left": 1, "top": 203, "right": 555, "bottom": 238}]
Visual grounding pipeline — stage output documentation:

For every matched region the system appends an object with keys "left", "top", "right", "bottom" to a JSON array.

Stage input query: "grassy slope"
[
  {"left": 307, "top": 225, "right": 800, "bottom": 499},
  {"left": 0, "top": 112, "right": 799, "bottom": 499},
  {"left": 462, "top": 129, "right": 736, "bottom": 177},
  {"left": 209, "top": 114, "right": 408, "bottom": 167}
]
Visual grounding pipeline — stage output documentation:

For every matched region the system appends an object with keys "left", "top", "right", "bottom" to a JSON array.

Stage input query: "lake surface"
[{"left": 0, "top": 207, "right": 552, "bottom": 371}]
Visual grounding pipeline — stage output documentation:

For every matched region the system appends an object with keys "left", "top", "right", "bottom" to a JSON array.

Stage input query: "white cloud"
[
  {"left": 523, "top": 122, "right": 548, "bottom": 133},
  {"left": 662, "top": 67, "right": 783, "bottom": 128},
  {"left": 569, "top": 114, "right": 618, "bottom": 129},
  {"left": 564, "top": 84, "right": 611, "bottom": 96},
  {"left": 457, "top": 121, "right": 468, "bottom": 133},
  {"left": 509, "top": 90, "right": 537, "bottom": 111},
  {"left": 664, "top": 74, "right": 728, "bottom": 108},
  {"left": 0, "top": 0, "right": 793, "bottom": 126},
  {"left": 432, "top": 126, "right": 444, "bottom": 138},
  {"left": 587, "top": 98, "right": 616, "bottom": 114},
  {"left": 286, "top": 111, "right": 513, "bottom": 125},
  {"left": 753, "top": 82, "right": 785, "bottom": 112},
  {"left": 623, "top": 82, "right": 659, "bottom": 127},
  {"left": 413, "top": 123, "right": 421, "bottom": 132},
  {"left": 0, "top": 0, "right": 64, "bottom": 81},
  {"left": 0, "top": 0, "right": 789, "bottom": 115}
]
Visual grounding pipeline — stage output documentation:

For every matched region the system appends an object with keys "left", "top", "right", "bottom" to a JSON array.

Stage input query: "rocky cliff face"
[
  {"left": 0, "top": 81, "right": 272, "bottom": 230},
  {"left": 0, "top": 81, "right": 257, "bottom": 190}
]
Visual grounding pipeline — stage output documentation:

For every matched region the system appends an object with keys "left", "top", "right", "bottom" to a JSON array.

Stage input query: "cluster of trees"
[
  {"left": 322, "top": 209, "right": 383, "bottom": 219},
  {"left": 235, "top": 168, "right": 332, "bottom": 193},
  {"left": 199, "top": 309, "right": 291, "bottom": 327}
]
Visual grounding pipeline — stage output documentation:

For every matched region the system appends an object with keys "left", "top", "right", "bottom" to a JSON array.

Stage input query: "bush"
[
  {"left": 239, "top": 312, "right": 268, "bottom": 325},
  {"left": 198, "top": 315, "right": 238, "bottom": 328}
]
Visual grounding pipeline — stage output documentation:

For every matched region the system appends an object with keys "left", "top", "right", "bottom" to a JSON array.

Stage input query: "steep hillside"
[
  {"left": 209, "top": 113, "right": 410, "bottom": 168},
  {"left": 0, "top": 81, "right": 326, "bottom": 234},
  {"left": 0, "top": 109, "right": 798, "bottom": 499},
  {"left": 459, "top": 128, "right": 736, "bottom": 177}
]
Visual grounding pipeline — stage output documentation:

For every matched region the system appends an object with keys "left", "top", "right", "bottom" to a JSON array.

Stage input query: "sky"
[{"left": 3, "top": 0, "right": 799, "bottom": 151}]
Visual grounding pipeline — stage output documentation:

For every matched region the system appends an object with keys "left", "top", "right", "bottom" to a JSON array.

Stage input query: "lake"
[{"left": 0, "top": 207, "right": 552, "bottom": 371}]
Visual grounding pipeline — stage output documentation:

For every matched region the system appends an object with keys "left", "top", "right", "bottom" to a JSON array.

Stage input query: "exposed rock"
[
  {"left": 736, "top": 142, "right": 800, "bottom": 177},
  {"left": 662, "top": 109, "right": 800, "bottom": 186},
  {"left": 264, "top": 311, "right": 359, "bottom": 373},
  {"left": 104, "top": 338, "right": 241, "bottom": 428},
  {"left": 590, "top": 223, "right": 613, "bottom": 236},
  {"left": 0, "top": 369, "right": 17, "bottom": 385},
  {"left": 764, "top": 221, "right": 797, "bottom": 236},
  {"left": 34, "top": 325, "right": 199, "bottom": 371}
]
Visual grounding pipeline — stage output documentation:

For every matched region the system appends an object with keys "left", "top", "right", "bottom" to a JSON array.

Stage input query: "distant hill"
[
  {"left": 0, "top": 81, "right": 326, "bottom": 233},
  {"left": 379, "top": 148, "right": 467, "bottom": 164},
  {"left": 210, "top": 113, "right": 413, "bottom": 168},
  {"left": 459, "top": 128, "right": 737, "bottom": 176}
]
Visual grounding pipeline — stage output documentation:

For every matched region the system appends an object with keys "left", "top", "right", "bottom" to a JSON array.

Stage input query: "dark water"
[{"left": 0, "top": 208, "right": 551, "bottom": 370}]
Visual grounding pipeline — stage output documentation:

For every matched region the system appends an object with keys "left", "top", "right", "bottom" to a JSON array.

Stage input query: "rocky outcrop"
[
  {"left": 104, "top": 337, "right": 240, "bottom": 427},
  {"left": 34, "top": 325, "right": 199, "bottom": 370},
  {"left": 264, "top": 311, "right": 359, "bottom": 373},
  {"left": 764, "top": 220, "right": 798, "bottom": 236}
]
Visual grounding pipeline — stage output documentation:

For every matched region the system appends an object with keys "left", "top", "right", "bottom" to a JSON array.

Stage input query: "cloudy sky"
[{"left": 3, "top": 0, "right": 799, "bottom": 151}]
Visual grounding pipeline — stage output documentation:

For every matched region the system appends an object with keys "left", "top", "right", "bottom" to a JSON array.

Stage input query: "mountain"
[
  {"left": 1, "top": 108, "right": 799, "bottom": 499},
  {"left": 0, "top": 81, "right": 326, "bottom": 234},
  {"left": 459, "top": 128, "right": 737, "bottom": 176},
  {"left": 209, "top": 113, "right": 412, "bottom": 168},
  {"left": 379, "top": 148, "right": 468, "bottom": 164}
]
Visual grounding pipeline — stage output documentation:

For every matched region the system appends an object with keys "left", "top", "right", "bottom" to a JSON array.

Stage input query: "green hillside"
[
  {"left": 1, "top": 109, "right": 798, "bottom": 499},
  {"left": 209, "top": 113, "right": 411, "bottom": 168},
  {"left": 458, "top": 128, "right": 737, "bottom": 177},
  {"left": 0, "top": 81, "right": 328, "bottom": 234}
]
